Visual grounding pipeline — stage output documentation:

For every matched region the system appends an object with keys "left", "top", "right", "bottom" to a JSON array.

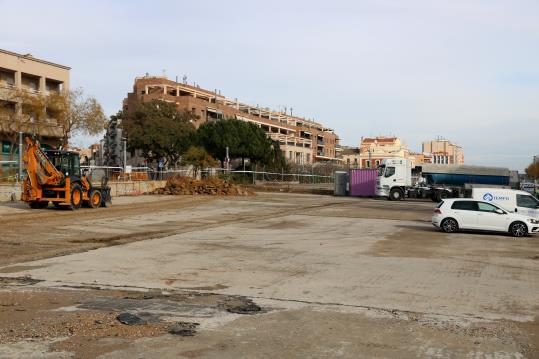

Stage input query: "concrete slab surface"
[{"left": 0, "top": 193, "right": 538, "bottom": 358}]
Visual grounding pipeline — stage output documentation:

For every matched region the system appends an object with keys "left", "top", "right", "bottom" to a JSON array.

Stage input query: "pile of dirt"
[{"left": 152, "top": 176, "right": 255, "bottom": 196}]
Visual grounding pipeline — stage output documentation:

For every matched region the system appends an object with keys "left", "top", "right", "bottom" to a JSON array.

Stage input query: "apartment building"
[
  {"left": 123, "top": 76, "right": 341, "bottom": 164},
  {"left": 422, "top": 138, "right": 464, "bottom": 165},
  {"left": 0, "top": 48, "right": 70, "bottom": 156}
]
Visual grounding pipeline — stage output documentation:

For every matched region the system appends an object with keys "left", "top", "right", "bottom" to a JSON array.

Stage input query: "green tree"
[
  {"left": 120, "top": 100, "right": 196, "bottom": 166},
  {"left": 182, "top": 146, "right": 219, "bottom": 177},
  {"left": 196, "top": 119, "right": 286, "bottom": 170}
]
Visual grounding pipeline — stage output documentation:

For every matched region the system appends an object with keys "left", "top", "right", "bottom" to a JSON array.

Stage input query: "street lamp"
[{"left": 121, "top": 137, "right": 127, "bottom": 172}]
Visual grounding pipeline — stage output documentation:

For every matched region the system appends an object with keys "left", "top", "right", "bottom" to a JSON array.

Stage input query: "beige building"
[
  {"left": 123, "top": 76, "right": 341, "bottom": 164},
  {"left": 407, "top": 152, "right": 433, "bottom": 167},
  {"left": 358, "top": 136, "right": 410, "bottom": 169},
  {"left": 341, "top": 146, "right": 360, "bottom": 168},
  {"left": 422, "top": 138, "right": 464, "bottom": 165},
  {"left": 0, "top": 48, "right": 70, "bottom": 156}
]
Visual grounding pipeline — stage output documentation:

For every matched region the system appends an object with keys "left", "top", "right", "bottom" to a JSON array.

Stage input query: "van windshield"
[{"left": 517, "top": 194, "right": 539, "bottom": 209}]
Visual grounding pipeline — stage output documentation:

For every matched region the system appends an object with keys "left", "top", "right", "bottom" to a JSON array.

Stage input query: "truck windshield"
[
  {"left": 378, "top": 165, "right": 385, "bottom": 176},
  {"left": 384, "top": 166, "right": 396, "bottom": 178}
]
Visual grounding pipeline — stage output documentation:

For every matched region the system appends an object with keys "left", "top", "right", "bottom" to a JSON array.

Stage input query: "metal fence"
[
  {"left": 80, "top": 166, "right": 334, "bottom": 185},
  {"left": 0, "top": 161, "right": 19, "bottom": 182}
]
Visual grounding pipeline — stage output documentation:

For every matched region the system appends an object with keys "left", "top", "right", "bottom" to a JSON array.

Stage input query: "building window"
[
  {"left": 366, "top": 160, "right": 371, "bottom": 168},
  {"left": 2, "top": 141, "right": 11, "bottom": 154},
  {"left": 375, "top": 160, "right": 380, "bottom": 167}
]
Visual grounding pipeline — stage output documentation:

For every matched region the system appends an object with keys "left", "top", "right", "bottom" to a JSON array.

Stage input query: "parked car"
[{"left": 432, "top": 198, "right": 539, "bottom": 237}]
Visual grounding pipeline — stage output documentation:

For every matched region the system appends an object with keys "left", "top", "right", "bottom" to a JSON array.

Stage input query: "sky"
[{"left": 2, "top": 0, "right": 538, "bottom": 171}]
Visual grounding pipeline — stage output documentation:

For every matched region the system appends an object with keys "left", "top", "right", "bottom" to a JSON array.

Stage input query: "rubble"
[
  {"left": 168, "top": 322, "right": 199, "bottom": 336},
  {"left": 116, "top": 313, "right": 145, "bottom": 325},
  {"left": 221, "top": 297, "right": 262, "bottom": 315},
  {"left": 151, "top": 176, "right": 255, "bottom": 196}
]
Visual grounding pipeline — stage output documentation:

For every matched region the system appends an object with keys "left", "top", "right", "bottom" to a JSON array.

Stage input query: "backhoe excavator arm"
[{"left": 23, "top": 136, "right": 65, "bottom": 188}]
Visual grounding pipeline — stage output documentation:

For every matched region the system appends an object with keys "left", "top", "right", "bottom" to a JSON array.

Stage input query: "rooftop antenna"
[{"left": 182, "top": 75, "right": 187, "bottom": 84}]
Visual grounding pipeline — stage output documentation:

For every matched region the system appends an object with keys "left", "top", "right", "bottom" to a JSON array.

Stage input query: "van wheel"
[
  {"left": 389, "top": 188, "right": 403, "bottom": 201},
  {"left": 441, "top": 218, "right": 458, "bottom": 233},
  {"left": 509, "top": 221, "right": 528, "bottom": 237}
]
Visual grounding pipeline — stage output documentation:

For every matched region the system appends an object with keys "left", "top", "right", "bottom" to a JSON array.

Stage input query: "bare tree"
[
  {"left": 0, "top": 87, "right": 106, "bottom": 154},
  {"left": 48, "top": 88, "right": 107, "bottom": 146}
]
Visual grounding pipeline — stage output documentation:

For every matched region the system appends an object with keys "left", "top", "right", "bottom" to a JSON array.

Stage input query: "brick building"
[{"left": 123, "top": 76, "right": 341, "bottom": 164}]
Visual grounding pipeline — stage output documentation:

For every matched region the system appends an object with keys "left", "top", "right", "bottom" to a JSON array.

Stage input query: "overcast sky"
[{"left": 2, "top": 0, "right": 538, "bottom": 170}]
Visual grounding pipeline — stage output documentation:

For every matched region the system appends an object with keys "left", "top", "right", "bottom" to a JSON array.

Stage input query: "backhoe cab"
[{"left": 21, "top": 136, "right": 111, "bottom": 210}]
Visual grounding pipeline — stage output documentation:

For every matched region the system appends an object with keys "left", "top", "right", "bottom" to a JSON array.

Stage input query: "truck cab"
[{"left": 376, "top": 158, "right": 413, "bottom": 200}]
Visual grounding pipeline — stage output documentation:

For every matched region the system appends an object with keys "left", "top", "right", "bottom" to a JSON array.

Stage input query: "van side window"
[
  {"left": 451, "top": 201, "right": 478, "bottom": 211},
  {"left": 477, "top": 202, "right": 499, "bottom": 213},
  {"left": 516, "top": 194, "right": 539, "bottom": 209},
  {"left": 384, "top": 167, "right": 395, "bottom": 178}
]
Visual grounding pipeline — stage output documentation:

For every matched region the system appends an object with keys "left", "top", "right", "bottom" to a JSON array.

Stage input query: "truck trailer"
[{"left": 375, "top": 158, "right": 511, "bottom": 202}]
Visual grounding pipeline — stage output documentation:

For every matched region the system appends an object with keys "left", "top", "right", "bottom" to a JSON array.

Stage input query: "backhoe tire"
[
  {"left": 29, "top": 201, "right": 48, "bottom": 209},
  {"left": 69, "top": 184, "right": 83, "bottom": 210},
  {"left": 88, "top": 189, "right": 102, "bottom": 209}
]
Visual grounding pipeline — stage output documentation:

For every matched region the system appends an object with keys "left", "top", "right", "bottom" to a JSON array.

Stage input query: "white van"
[{"left": 472, "top": 188, "right": 539, "bottom": 219}]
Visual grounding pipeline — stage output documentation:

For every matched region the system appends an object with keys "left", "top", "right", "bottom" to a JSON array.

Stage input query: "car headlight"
[{"left": 527, "top": 218, "right": 539, "bottom": 224}]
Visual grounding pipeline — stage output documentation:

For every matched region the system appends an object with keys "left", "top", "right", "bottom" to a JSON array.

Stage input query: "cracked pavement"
[{"left": 0, "top": 193, "right": 538, "bottom": 358}]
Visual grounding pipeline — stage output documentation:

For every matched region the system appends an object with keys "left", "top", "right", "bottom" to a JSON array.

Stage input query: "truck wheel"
[
  {"left": 69, "top": 184, "right": 83, "bottom": 210},
  {"left": 509, "top": 221, "right": 528, "bottom": 237},
  {"left": 88, "top": 189, "right": 102, "bottom": 209},
  {"left": 389, "top": 188, "right": 403, "bottom": 201}
]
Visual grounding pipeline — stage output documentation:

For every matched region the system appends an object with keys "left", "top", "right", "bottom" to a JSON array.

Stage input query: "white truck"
[
  {"left": 472, "top": 188, "right": 539, "bottom": 219},
  {"left": 376, "top": 158, "right": 511, "bottom": 202}
]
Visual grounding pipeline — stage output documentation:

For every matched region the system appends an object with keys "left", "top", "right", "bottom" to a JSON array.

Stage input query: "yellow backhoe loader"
[{"left": 21, "top": 136, "right": 111, "bottom": 209}]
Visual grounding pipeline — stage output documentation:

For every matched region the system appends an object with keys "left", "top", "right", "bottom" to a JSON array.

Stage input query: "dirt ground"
[{"left": 0, "top": 193, "right": 538, "bottom": 358}]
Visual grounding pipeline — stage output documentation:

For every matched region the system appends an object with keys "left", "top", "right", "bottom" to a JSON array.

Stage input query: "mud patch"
[{"left": 0, "top": 276, "right": 43, "bottom": 287}]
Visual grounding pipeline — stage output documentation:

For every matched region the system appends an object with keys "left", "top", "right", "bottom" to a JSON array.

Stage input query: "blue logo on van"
[{"left": 483, "top": 193, "right": 494, "bottom": 201}]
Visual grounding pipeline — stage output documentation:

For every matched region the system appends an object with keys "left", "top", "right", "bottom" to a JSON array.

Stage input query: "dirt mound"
[{"left": 153, "top": 176, "right": 255, "bottom": 196}]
